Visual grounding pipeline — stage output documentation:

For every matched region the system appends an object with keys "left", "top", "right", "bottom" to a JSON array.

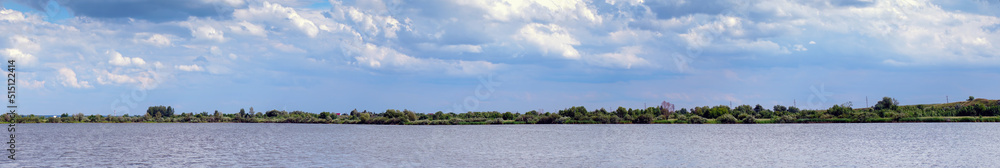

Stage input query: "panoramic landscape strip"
[{"left": 6, "top": 97, "right": 1000, "bottom": 125}]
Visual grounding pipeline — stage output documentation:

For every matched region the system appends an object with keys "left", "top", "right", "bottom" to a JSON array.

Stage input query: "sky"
[{"left": 1, "top": 0, "right": 999, "bottom": 116}]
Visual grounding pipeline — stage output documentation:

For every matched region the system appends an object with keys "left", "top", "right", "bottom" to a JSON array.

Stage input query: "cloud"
[
  {"left": 107, "top": 50, "right": 146, "bottom": 66},
  {"left": 516, "top": 23, "right": 581, "bottom": 59},
  {"left": 176, "top": 64, "right": 204, "bottom": 72},
  {"left": 337, "top": 4, "right": 404, "bottom": 39},
  {"left": 135, "top": 33, "right": 172, "bottom": 47},
  {"left": 191, "top": 26, "right": 226, "bottom": 42},
  {"left": 227, "top": 21, "right": 267, "bottom": 37},
  {"left": 586, "top": 46, "right": 650, "bottom": 69},
  {"left": 454, "top": 0, "right": 602, "bottom": 24},
  {"left": 793, "top": 44, "right": 807, "bottom": 51},
  {"left": 2, "top": 49, "right": 37, "bottom": 66},
  {"left": 233, "top": 1, "right": 319, "bottom": 38},
  {"left": 0, "top": 9, "right": 29, "bottom": 22},
  {"left": 349, "top": 43, "right": 497, "bottom": 75},
  {"left": 57, "top": 68, "right": 90, "bottom": 88}
]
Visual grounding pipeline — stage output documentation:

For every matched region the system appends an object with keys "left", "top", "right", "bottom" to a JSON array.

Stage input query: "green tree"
[
  {"left": 403, "top": 110, "right": 418, "bottom": 121},
  {"left": 773, "top": 105, "right": 787, "bottom": 112},
  {"left": 968, "top": 96, "right": 975, "bottom": 101},
  {"left": 502, "top": 112, "right": 515, "bottom": 120},
  {"left": 874, "top": 97, "right": 899, "bottom": 111}
]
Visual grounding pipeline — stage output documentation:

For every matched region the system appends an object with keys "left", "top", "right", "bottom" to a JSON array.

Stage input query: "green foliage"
[
  {"left": 688, "top": 115, "right": 707, "bottom": 124},
  {"left": 146, "top": 105, "right": 174, "bottom": 118},
  {"left": 827, "top": 104, "right": 853, "bottom": 117},
  {"left": 635, "top": 114, "right": 654, "bottom": 124},
  {"left": 874, "top": 97, "right": 899, "bottom": 111},
  {"left": 773, "top": 105, "right": 788, "bottom": 112},
  {"left": 969, "top": 96, "right": 975, "bottom": 102},
  {"left": 716, "top": 114, "right": 738, "bottom": 124},
  {"left": 738, "top": 113, "right": 756, "bottom": 124}
]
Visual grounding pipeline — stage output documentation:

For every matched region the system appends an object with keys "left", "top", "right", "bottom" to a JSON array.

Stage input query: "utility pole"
[
  {"left": 866, "top": 96, "right": 869, "bottom": 108},
  {"left": 947, "top": 96, "right": 949, "bottom": 103},
  {"left": 794, "top": 99, "right": 796, "bottom": 107}
]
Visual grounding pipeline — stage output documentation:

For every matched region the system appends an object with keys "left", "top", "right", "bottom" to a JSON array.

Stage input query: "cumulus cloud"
[
  {"left": 107, "top": 50, "right": 146, "bottom": 66},
  {"left": 57, "top": 68, "right": 90, "bottom": 88},
  {"left": 516, "top": 23, "right": 581, "bottom": 59},
  {"left": 227, "top": 21, "right": 267, "bottom": 37},
  {"left": 2, "top": 49, "right": 37, "bottom": 66},
  {"left": 191, "top": 26, "right": 225, "bottom": 42},
  {"left": 586, "top": 46, "right": 650, "bottom": 69},
  {"left": 454, "top": 0, "right": 602, "bottom": 24},
  {"left": 176, "top": 64, "right": 204, "bottom": 72},
  {"left": 350, "top": 43, "right": 496, "bottom": 75},
  {"left": 233, "top": 1, "right": 319, "bottom": 38},
  {"left": 135, "top": 33, "right": 172, "bottom": 47},
  {"left": 0, "top": 9, "right": 29, "bottom": 22}
]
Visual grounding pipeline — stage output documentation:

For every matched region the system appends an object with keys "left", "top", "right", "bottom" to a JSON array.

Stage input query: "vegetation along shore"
[{"left": 5, "top": 97, "right": 1000, "bottom": 125}]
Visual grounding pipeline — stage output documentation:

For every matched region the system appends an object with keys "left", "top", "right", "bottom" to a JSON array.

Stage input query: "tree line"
[{"left": 2, "top": 96, "right": 999, "bottom": 124}]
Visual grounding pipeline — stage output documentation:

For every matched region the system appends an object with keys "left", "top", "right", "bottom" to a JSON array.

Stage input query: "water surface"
[{"left": 3, "top": 123, "right": 998, "bottom": 167}]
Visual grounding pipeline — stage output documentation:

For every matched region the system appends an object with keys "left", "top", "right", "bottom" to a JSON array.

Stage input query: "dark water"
[{"left": 2, "top": 123, "right": 998, "bottom": 167}]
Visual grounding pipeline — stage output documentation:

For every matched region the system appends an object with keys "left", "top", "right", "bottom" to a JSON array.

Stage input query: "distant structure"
[{"left": 249, "top": 107, "right": 255, "bottom": 115}]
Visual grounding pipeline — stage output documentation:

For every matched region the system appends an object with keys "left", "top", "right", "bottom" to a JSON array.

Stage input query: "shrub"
[
  {"left": 635, "top": 114, "right": 655, "bottom": 124},
  {"left": 717, "top": 114, "right": 738, "bottom": 124},
  {"left": 553, "top": 117, "right": 571, "bottom": 124},
  {"left": 675, "top": 115, "right": 690, "bottom": 124},
  {"left": 741, "top": 116, "right": 756, "bottom": 124},
  {"left": 775, "top": 115, "right": 797, "bottom": 123},
  {"left": 486, "top": 118, "right": 504, "bottom": 124},
  {"left": 449, "top": 118, "right": 464, "bottom": 125},
  {"left": 689, "top": 116, "right": 707, "bottom": 124}
]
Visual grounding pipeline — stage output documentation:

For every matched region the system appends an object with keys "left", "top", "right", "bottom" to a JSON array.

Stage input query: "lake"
[{"left": 3, "top": 123, "right": 998, "bottom": 167}]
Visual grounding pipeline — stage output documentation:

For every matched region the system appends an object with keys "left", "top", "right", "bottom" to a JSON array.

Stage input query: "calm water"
[{"left": 2, "top": 123, "right": 998, "bottom": 167}]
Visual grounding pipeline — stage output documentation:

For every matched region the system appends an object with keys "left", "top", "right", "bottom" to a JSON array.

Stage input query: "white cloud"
[
  {"left": 2, "top": 49, "right": 37, "bottom": 66},
  {"left": 350, "top": 43, "right": 496, "bottom": 75},
  {"left": 107, "top": 50, "right": 146, "bottom": 66},
  {"left": 605, "top": 0, "right": 644, "bottom": 6},
  {"left": 516, "top": 23, "right": 581, "bottom": 59},
  {"left": 793, "top": 44, "right": 807, "bottom": 51},
  {"left": 586, "top": 46, "right": 650, "bottom": 69},
  {"left": 136, "top": 33, "right": 172, "bottom": 47},
  {"left": 233, "top": 1, "right": 319, "bottom": 38},
  {"left": 454, "top": 0, "right": 602, "bottom": 24},
  {"left": 176, "top": 64, "right": 204, "bottom": 72},
  {"left": 340, "top": 5, "right": 404, "bottom": 39},
  {"left": 809, "top": 41, "right": 816, "bottom": 44},
  {"left": 416, "top": 43, "right": 483, "bottom": 53},
  {"left": 191, "top": 26, "right": 225, "bottom": 42},
  {"left": 0, "top": 9, "right": 28, "bottom": 22},
  {"left": 228, "top": 21, "right": 268, "bottom": 37},
  {"left": 58, "top": 68, "right": 91, "bottom": 88}
]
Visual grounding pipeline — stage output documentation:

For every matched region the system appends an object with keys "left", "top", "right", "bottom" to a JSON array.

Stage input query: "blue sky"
[{"left": 2, "top": 0, "right": 999, "bottom": 115}]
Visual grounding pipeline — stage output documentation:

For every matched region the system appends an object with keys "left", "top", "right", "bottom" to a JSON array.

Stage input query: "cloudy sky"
[{"left": 2, "top": 0, "right": 999, "bottom": 115}]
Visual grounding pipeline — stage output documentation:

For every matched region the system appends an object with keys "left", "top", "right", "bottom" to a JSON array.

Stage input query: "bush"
[
  {"left": 449, "top": 118, "right": 464, "bottom": 125},
  {"left": 486, "top": 118, "right": 504, "bottom": 124},
  {"left": 675, "top": 115, "right": 689, "bottom": 123},
  {"left": 635, "top": 114, "right": 655, "bottom": 124},
  {"left": 689, "top": 116, "right": 707, "bottom": 124},
  {"left": 553, "top": 117, "right": 571, "bottom": 124},
  {"left": 741, "top": 116, "right": 756, "bottom": 124},
  {"left": 717, "top": 114, "right": 738, "bottom": 124}
]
